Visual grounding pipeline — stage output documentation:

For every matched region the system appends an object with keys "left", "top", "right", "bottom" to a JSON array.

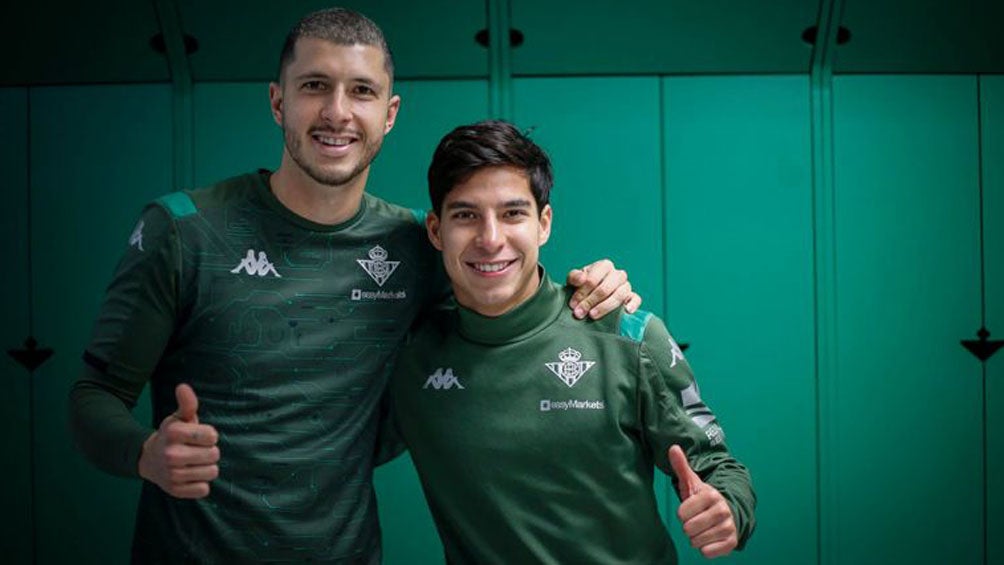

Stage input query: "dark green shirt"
[
  {"left": 70, "top": 171, "right": 446, "bottom": 563},
  {"left": 390, "top": 274, "right": 755, "bottom": 564}
]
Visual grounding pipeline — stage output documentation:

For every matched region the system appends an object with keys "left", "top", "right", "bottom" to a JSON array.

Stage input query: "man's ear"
[
  {"left": 268, "top": 82, "right": 283, "bottom": 127},
  {"left": 426, "top": 212, "right": 444, "bottom": 251},
  {"left": 538, "top": 204, "right": 553, "bottom": 246},
  {"left": 385, "top": 94, "right": 401, "bottom": 134}
]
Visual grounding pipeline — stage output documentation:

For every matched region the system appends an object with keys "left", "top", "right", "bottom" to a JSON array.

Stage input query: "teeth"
[
  {"left": 473, "top": 262, "right": 510, "bottom": 273},
  {"left": 315, "top": 135, "right": 351, "bottom": 146}
]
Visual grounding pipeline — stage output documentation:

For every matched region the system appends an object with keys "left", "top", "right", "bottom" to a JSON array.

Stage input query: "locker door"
[
  {"left": 0, "top": 87, "right": 32, "bottom": 564},
  {"left": 982, "top": 74, "right": 1004, "bottom": 565},
  {"left": 662, "top": 76, "right": 816, "bottom": 565},
  {"left": 831, "top": 75, "right": 982, "bottom": 565},
  {"left": 31, "top": 85, "right": 173, "bottom": 563}
]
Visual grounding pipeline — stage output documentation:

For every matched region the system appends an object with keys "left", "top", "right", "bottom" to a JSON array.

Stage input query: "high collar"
[{"left": 456, "top": 268, "right": 567, "bottom": 345}]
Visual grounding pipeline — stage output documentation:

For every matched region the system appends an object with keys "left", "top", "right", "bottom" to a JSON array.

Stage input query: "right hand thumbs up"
[
  {"left": 138, "top": 383, "right": 221, "bottom": 499},
  {"left": 173, "top": 383, "right": 200, "bottom": 423}
]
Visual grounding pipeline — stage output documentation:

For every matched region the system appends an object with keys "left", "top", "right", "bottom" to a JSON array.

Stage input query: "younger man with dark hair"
[{"left": 390, "top": 120, "right": 756, "bottom": 563}]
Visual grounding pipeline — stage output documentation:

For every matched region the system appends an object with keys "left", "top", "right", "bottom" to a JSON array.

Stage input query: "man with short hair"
[
  {"left": 69, "top": 8, "right": 638, "bottom": 563},
  {"left": 390, "top": 120, "right": 756, "bottom": 564}
]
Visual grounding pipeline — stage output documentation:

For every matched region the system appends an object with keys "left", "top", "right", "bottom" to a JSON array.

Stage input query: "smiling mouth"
[
  {"left": 468, "top": 260, "right": 516, "bottom": 273},
  {"left": 311, "top": 132, "right": 357, "bottom": 147}
]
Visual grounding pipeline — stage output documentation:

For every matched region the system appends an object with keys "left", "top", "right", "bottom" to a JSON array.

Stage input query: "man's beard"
[{"left": 284, "top": 126, "right": 382, "bottom": 187}]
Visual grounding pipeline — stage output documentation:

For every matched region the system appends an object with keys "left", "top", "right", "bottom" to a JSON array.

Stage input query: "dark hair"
[
  {"left": 427, "top": 120, "right": 553, "bottom": 216},
  {"left": 277, "top": 8, "right": 394, "bottom": 85}
]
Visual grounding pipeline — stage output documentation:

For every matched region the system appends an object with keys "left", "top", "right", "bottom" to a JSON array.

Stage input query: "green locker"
[
  {"left": 30, "top": 85, "right": 173, "bottom": 563},
  {"left": 193, "top": 83, "right": 283, "bottom": 187},
  {"left": 830, "top": 75, "right": 983, "bottom": 565},
  {"left": 662, "top": 76, "right": 817, "bottom": 565},
  {"left": 982, "top": 74, "right": 1004, "bottom": 565},
  {"left": 0, "top": 87, "right": 32, "bottom": 564}
]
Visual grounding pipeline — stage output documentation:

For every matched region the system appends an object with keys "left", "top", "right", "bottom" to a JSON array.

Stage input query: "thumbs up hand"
[
  {"left": 668, "top": 445, "right": 738, "bottom": 559},
  {"left": 138, "top": 384, "right": 221, "bottom": 499}
]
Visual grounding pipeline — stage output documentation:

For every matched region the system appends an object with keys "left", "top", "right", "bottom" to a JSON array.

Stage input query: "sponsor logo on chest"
[{"left": 540, "top": 347, "right": 605, "bottom": 412}]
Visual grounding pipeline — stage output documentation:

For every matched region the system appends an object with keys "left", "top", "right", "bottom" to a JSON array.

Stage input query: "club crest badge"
[
  {"left": 545, "top": 347, "right": 595, "bottom": 387},
  {"left": 356, "top": 245, "right": 400, "bottom": 287}
]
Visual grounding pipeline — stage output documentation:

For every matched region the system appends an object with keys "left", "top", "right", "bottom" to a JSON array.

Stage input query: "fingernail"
[{"left": 574, "top": 307, "right": 585, "bottom": 318}]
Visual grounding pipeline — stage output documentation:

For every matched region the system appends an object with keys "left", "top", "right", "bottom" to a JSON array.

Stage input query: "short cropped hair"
[
  {"left": 277, "top": 8, "right": 394, "bottom": 85},
  {"left": 427, "top": 120, "right": 553, "bottom": 217}
]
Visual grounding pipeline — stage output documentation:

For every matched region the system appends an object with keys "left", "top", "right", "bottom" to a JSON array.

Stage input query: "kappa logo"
[
  {"left": 424, "top": 368, "right": 464, "bottom": 390},
  {"left": 668, "top": 335, "right": 686, "bottom": 368},
  {"left": 357, "top": 245, "right": 400, "bottom": 287},
  {"left": 545, "top": 347, "right": 595, "bottom": 387},
  {"left": 129, "top": 220, "right": 145, "bottom": 251},
  {"left": 231, "top": 249, "right": 282, "bottom": 278}
]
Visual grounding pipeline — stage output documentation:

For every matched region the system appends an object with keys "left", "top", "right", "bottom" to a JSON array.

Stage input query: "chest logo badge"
[
  {"left": 357, "top": 245, "right": 400, "bottom": 287},
  {"left": 545, "top": 347, "right": 595, "bottom": 388}
]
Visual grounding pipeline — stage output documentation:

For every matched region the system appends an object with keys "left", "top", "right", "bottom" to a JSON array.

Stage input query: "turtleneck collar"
[{"left": 456, "top": 267, "right": 567, "bottom": 346}]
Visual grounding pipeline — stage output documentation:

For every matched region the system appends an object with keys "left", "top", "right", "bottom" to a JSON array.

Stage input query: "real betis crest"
[
  {"left": 545, "top": 347, "right": 595, "bottom": 387},
  {"left": 357, "top": 245, "right": 400, "bottom": 287}
]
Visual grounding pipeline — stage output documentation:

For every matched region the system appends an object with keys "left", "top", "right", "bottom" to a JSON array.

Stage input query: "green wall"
[
  {"left": 2, "top": 72, "right": 1002, "bottom": 564},
  {"left": 0, "top": 87, "right": 32, "bottom": 565},
  {"left": 831, "top": 75, "right": 983, "bottom": 565}
]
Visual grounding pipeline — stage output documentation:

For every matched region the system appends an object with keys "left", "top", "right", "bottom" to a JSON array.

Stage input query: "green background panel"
[
  {"left": 982, "top": 74, "right": 1004, "bottom": 565},
  {"left": 193, "top": 83, "right": 283, "bottom": 186},
  {"left": 831, "top": 75, "right": 983, "bottom": 565},
  {"left": 29, "top": 85, "right": 172, "bottom": 563},
  {"left": 662, "top": 76, "right": 817, "bottom": 565},
  {"left": 513, "top": 76, "right": 665, "bottom": 315},
  {"left": 0, "top": 88, "right": 32, "bottom": 563},
  {"left": 366, "top": 80, "right": 490, "bottom": 209}
]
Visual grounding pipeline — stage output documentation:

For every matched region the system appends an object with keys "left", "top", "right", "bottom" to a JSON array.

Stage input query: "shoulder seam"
[
  {"left": 618, "top": 310, "right": 653, "bottom": 342},
  {"left": 410, "top": 208, "right": 427, "bottom": 226},
  {"left": 156, "top": 192, "right": 197, "bottom": 218}
]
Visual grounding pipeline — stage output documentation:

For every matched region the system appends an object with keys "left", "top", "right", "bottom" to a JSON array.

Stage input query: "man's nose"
[
  {"left": 475, "top": 217, "right": 503, "bottom": 250},
  {"left": 320, "top": 91, "right": 351, "bottom": 122}
]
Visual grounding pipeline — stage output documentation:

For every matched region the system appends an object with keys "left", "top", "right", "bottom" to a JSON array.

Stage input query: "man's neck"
[{"left": 270, "top": 157, "right": 368, "bottom": 226}]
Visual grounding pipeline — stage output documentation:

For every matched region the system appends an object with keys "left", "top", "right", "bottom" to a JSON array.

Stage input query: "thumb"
[
  {"left": 174, "top": 383, "right": 199, "bottom": 423},
  {"left": 669, "top": 445, "right": 701, "bottom": 500}
]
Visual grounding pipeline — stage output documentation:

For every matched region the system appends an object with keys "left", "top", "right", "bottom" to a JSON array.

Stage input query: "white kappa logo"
[
  {"left": 129, "top": 220, "right": 145, "bottom": 251},
  {"left": 668, "top": 335, "right": 686, "bottom": 368},
  {"left": 545, "top": 347, "right": 595, "bottom": 387},
  {"left": 424, "top": 368, "right": 464, "bottom": 390},
  {"left": 357, "top": 245, "right": 400, "bottom": 287},
  {"left": 231, "top": 249, "right": 282, "bottom": 278}
]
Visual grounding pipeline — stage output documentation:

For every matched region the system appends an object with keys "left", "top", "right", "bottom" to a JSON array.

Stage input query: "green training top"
[
  {"left": 390, "top": 273, "right": 756, "bottom": 564},
  {"left": 69, "top": 171, "right": 447, "bottom": 563}
]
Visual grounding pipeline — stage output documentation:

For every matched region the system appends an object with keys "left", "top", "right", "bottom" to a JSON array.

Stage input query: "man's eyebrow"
[
  {"left": 291, "top": 72, "right": 329, "bottom": 81},
  {"left": 444, "top": 199, "right": 532, "bottom": 210},
  {"left": 445, "top": 200, "right": 477, "bottom": 210}
]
